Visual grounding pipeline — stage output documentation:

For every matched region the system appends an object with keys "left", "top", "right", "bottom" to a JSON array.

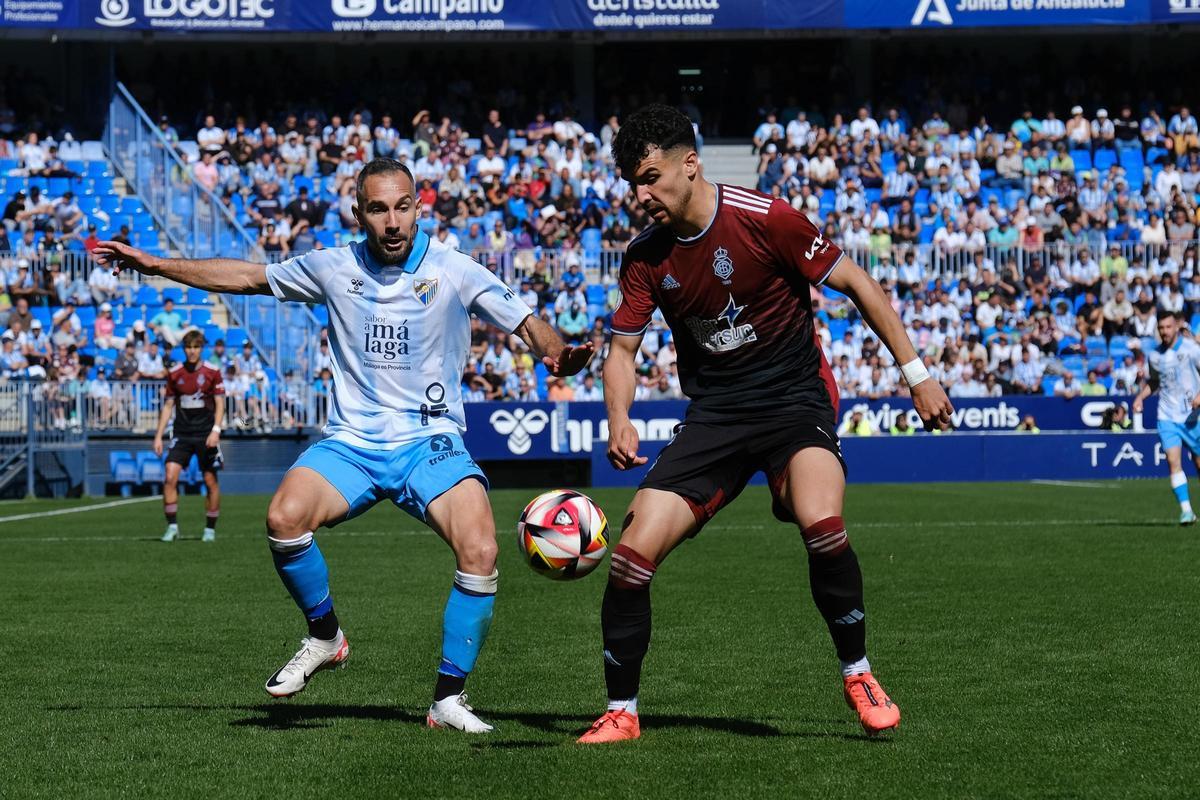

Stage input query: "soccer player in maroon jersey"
[
  {"left": 154, "top": 329, "right": 226, "bottom": 543},
  {"left": 577, "top": 105, "right": 954, "bottom": 744}
]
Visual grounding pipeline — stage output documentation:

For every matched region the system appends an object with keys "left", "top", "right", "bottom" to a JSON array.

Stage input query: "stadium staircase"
[
  {"left": 701, "top": 141, "right": 758, "bottom": 188},
  {"left": 103, "top": 83, "right": 323, "bottom": 380}
]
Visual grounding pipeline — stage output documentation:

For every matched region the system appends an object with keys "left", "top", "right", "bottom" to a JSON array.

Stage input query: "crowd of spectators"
[
  {"left": 750, "top": 101, "right": 1200, "bottom": 405},
  {"left": 8, "top": 92, "right": 1200, "bottom": 421},
  {"left": 161, "top": 106, "right": 646, "bottom": 264}
]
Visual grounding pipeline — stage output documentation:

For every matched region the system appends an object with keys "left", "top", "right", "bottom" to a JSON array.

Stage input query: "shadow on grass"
[{"left": 49, "top": 703, "right": 851, "bottom": 739}]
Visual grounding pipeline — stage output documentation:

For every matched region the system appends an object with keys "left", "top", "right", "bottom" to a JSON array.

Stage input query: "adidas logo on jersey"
[{"left": 660, "top": 274, "right": 681, "bottom": 290}]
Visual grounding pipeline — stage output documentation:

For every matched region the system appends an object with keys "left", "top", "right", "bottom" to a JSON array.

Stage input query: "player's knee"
[
  {"left": 801, "top": 515, "right": 850, "bottom": 558},
  {"left": 265, "top": 498, "right": 311, "bottom": 539},
  {"left": 453, "top": 532, "right": 498, "bottom": 574}
]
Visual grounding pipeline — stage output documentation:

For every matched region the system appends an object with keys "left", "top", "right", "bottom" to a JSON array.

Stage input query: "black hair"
[
  {"left": 355, "top": 157, "right": 415, "bottom": 204},
  {"left": 613, "top": 104, "right": 697, "bottom": 176}
]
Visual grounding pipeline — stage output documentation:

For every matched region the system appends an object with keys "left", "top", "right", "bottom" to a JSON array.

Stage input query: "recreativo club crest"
[
  {"left": 712, "top": 246, "right": 734, "bottom": 284},
  {"left": 414, "top": 278, "right": 438, "bottom": 307}
]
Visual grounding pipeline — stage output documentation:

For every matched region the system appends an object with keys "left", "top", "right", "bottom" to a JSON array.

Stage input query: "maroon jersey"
[
  {"left": 165, "top": 362, "right": 225, "bottom": 437},
  {"left": 611, "top": 184, "right": 842, "bottom": 419}
]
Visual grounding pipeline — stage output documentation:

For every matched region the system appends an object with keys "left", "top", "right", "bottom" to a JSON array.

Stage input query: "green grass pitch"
[{"left": 2, "top": 481, "right": 1198, "bottom": 799}]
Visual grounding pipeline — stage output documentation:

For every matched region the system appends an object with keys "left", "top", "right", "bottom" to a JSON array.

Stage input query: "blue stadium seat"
[
  {"left": 1093, "top": 150, "right": 1117, "bottom": 172},
  {"left": 135, "top": 285, "right": 160, "bottom": 306},
  {"left": 161, "top": 286, "right": 184, "bottom": 305},
  {"left": 186, "top": 287, "right": 210, "bottom": 305},
  {"left": 48, "top": 177, "right": 70, "bottom": 196},
  {"left": 109, "top": 451, "right": 139, "bottom": 494},
  {"left": 84, "top": 161, "right": 110, "bottom": 179},
  {"left": 190, "top": 308, "right": 213, "bottom": 327},
  {"left": 1070, "top": 150, "right": 1092, "bottom": 172},
  {"left": 138, "top": 452, "right": 166, "bottom": 485},
  {"left": 581, "top": 227, "right": 602, "bottom": 252},
  {"left": 585, "top": 285, "right": 606, "bottom": 305},
  {"left": 0, "top": 158, "right": 18, "bottom": 173},
  {"left": 224, "top": 328, "right": 248, "bottom": 348}
]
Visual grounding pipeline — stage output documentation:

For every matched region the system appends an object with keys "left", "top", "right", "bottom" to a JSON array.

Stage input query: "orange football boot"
[
  {"left": 844, "top": 672, "right": 900, "bottom": 735},
  {"left": 576, "top": 709, "right": 641, "bottom": 744}
]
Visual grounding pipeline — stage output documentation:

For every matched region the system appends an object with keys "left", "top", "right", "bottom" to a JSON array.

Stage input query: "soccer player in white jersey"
[
  {"left": 1134, "top": 312, "right": 1200, "bottom": 526},
  {"left": 94, "top": 159, "right": 593, "bottom": 732}
]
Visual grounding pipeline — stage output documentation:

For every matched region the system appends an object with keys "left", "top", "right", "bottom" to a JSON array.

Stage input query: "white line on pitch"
[
  {"left": 0, "top": 518, "right": 1150, "bottom": 544},
  {"left": 0, "top": 528, "right": 433, "bottom": 544},
  {"left": 0, "top": 495, "right": 162, "bottom": 525},
  {"left": 1029, "top": 480, "right": 1114, "bottom": 488}
]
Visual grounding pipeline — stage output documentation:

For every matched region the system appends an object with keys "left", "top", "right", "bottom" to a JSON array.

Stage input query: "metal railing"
[
  {"left": 104, "top": 83, "right": 265, "bottom": 262},
  {"left": 0, "top": 249, "right": 146, "bottom": 287},
  {"left": 0, "top": 380, "right": 88, "bottom": 496},
  {"left": 840, "top": 238, "right": 1199, "bottom": 283},
  {"left": 103, "top": 82, "right": 327, "bottom": 380},
  {"left": 72, "top": 378, "right": 326, "bottom": 433}
]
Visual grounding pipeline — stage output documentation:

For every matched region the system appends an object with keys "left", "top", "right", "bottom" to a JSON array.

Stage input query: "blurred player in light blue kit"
[
  {"left": 1134, "top": 312, "right": 1200, "bottom": 526},
  {"left": 95, "top": 159, "right": 592, "bottom": 732}
]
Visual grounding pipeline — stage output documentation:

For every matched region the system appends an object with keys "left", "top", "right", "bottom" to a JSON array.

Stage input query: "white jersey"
[
  {"left": 266, "top": 232, "right": 531, "bottom": 448},
  {"left": 1148, "top": 336, "right": 1200, "bottom": 424}
]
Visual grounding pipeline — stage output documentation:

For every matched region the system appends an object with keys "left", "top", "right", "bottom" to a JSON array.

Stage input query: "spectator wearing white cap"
[
  {"left": 1091, "top": 109, "right": 1116, "bottom": 151},
  {"left": 92, "top": 303, "right": 118, "bottom": 349},
  {"left": 1066, "top": 106, "right": 1091, "bottom": 148},
  {"left": 0, "top": 330, "right": 28, "bottom": 377},
  {"left": 23, "top": 317, "right": 51, "bottom": 365}
]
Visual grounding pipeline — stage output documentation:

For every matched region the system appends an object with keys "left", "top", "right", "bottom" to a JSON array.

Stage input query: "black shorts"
[
  {"left": 166, "top": 436, "right": 224, "bottom": 473},
  {"left": 639, "top": 410, "right": 845, "bottom": 528}
]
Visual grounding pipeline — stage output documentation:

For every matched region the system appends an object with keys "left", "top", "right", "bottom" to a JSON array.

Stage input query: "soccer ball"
[{"left": 517, "top": 489, "right": 609, "bottom": 580}]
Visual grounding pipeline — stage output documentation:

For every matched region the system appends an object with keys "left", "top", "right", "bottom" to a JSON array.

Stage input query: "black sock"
[
  {"left": 808, "top": 545, "right": 867, "bottom": 663},
  {"left": 601, "top": 581, "right": 652, "bottom": 701},
  {"left": 205, "top": 514, "right": 218, "bottom": 530},
  {"left": 164, "top": 503, "right": 177, "bottom": 525},
  {"left": 307, "top": 609, "right": 340, "bottom": 641},
  {"left": 434, "top": 673, "right": 467, "bottom": 702}
]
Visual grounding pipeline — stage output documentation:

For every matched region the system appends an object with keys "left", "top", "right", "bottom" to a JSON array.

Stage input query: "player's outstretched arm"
[
  {"left": 514, "top": 315, "right": 594, "bottom": 376},
  {"left": 602, "top": 333, "right": 648, "bottom": 470},
  {"left": 1132, "top": 376, "right": 1157, "bottom": 414},
  {"left": 825, "top": 258, "right": 954, "bottom": 431},
  {"left": 93, "top": 240, "right": 272, "bottom": 296}
]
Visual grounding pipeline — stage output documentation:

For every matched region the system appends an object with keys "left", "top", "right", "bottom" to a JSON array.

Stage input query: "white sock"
[
  {"left": 607, "top": 697, "right": 638, "bottom": 715},
  {"left": 840, "top": 657, "right": 871, "bottom": 677},
  {"left": 1184, "top": 502, "right": 1194, "bottom": 514}
]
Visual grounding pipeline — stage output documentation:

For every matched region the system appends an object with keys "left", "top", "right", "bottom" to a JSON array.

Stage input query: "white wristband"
[
  {"left": 900, "top": 358, "right": 931, "bottom": 388},
  {"left": 211, "top": 425, "right": 222, "bottom": 433}
]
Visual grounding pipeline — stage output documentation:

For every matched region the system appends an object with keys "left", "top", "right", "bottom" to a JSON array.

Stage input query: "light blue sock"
[
  {"left": 1171, "top": 472, "right": 1192, "bottom": 510},
  {"left": 268, "top": 532, "right": 333, "bottom": 620},
  {"left": 439, "top": 570, "right": 498, "bottom": 677}
]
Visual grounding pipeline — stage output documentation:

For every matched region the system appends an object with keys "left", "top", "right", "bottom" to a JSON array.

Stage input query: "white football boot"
[
  {"left": 264, "top": 631, "right": 350, "bottom": 698},
  {"left": 427, "top": 693, "right": 494, "bottom": 733},
  {"left": 201, "top": 528, "right": 216, "bottom": 543},
  {"left": 160, "top": 524, "right": 179, "bottom": 542}
]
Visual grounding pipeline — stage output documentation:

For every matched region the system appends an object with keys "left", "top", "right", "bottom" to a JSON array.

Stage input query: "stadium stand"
[{"left": 3, "top": 94, "right": 1200, "bottom": 429}]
